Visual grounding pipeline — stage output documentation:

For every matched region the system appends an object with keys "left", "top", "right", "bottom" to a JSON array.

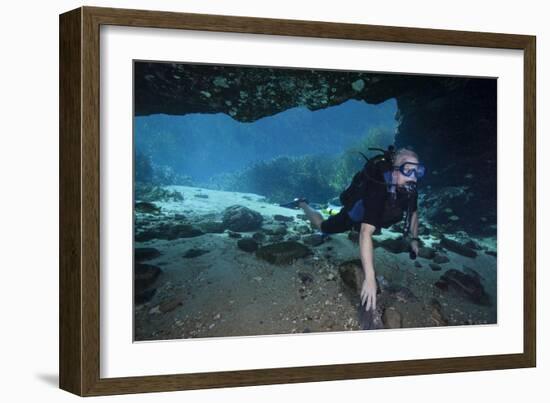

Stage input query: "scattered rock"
[
  {"left": 159, "top": 297, "right": 184, "bottom": 313},
  {"left": 298, "top": 272, "right": 314, "bottom": 285},
  {"left": 135, "top": 263, "right": 162, "bottom": 290},
  {"left": 269, "top": 234, "right": 285, "bottom": 242},
  {"left": 263, "top": 224, "right": 287, "bottom": 236},
  {"left": 135, "top": 183, "right": 185, "bottom": 202},
  {"left": 135, "top": 230, "right": 156, "bottom": 242},
  {"left": 168, "top": 224, "right": 204, "bottom": 239},
  {"left": 183, "top": 248, "right": 209, "bottom": 258},
  {"left": 199, "top": 221, "right": 226, "bottom": 233},
  {"left": 383, "top": 307, "right": 403, "bottom": 328},
  {"left": 440, "top": 237, "right": 478, "bottom": 258},
  {"left": 135, "top": 288, "right": 156, "bottom": 305},
  {"left": 376, "top": 275, "right": 389, "bottom": 290},
  {"left": 226, "top": 231, "right": 242, "bottom": 239},
  {"left": 433, "top": 254, "right": 450, "bottom": 264},
  {"left": 256, "top": 241, "right": 312, "bottom": 265},
  {"left": 386, "top": 285, "right": 418, "bottom": 303},
  {"left": 302, "top": 233, "right": 324, "bottom": 246},
  {"left": 194, "top": 193, "right": 209, "bottom": 199},
  {"left": 148, "top": 305, "right": 161, "bottom": 315},
  {"left": 434, "top": 280, "right": 448, "bottom": 291},
  {"left": 135, "top": 201, "right": 161, "bottom": 214},
  {"left": 252, "top": 232, "right": 266, "bottom": 242},
  {"left": 379, "top": 237, "right": 409, "bottom": 254},
  {"left": 273, "top": 214, "right": 294, "bottom": 222},
  {"left": 436, "top": 269, "right": 491, "bottom": 305},
  {"left": 136, "top": 223, "right": 203, "bottom": 242},
  {"left": 237, "top": 238, "right": 259, "bottom": 252},
  {"left": 135, "top": 247, "right": 161, "bottom": 262},
  {"left": 295, "top": 225, "right": 312, "bottom": 235},
  {"left": 414, "top": 261, "right": 422, "bottom": 268},
  {"left": 418, "top": 247, "right": 436, "bottom": 259},
  {"left": 338, "top": 259, "right": 364, "bottom": 293},
  {"left": 429, "top": 263, "right": 442, "bottom": 271},
  {"left": 351, "top": 78, "right": 365, "bottom": 92},
  {"left": 222, "top": 205, "right": 264, "bottom": 232},
  {"left": 465, "top": 239, "right": 482, "bottom": 250},
  {"left": 358, "top": 304, "right": 384, "bottom": 330},
  {"left": 429, "top": 298, "right": 448, "bottom": 326},
  {"left": 485, "top": 250, "right": 497, "bottom": 257},
  {"left": 462, "top": 266, "right": 485, "bottom": 282}
]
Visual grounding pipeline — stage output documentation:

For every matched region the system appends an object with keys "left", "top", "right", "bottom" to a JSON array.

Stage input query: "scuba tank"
[{"left": 339, "top": 145, "right": 396, "bottom": 209}]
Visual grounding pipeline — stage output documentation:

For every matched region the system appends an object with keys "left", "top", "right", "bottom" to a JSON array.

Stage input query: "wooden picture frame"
[{"left": 59, "top": 6, "right": 536, "bottom": 396}]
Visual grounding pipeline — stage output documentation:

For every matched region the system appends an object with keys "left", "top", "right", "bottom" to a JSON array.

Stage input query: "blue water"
[
  {"left": 134, "top": 98, "right": 397, "bottom": 183},
  {"left": 133, "top": 67, "right": 498, "bottom": 341}
]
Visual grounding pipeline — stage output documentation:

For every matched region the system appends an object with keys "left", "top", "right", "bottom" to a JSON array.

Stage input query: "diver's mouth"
[{"left": 400, "top": 181, "right": 418, "bottom": 192}]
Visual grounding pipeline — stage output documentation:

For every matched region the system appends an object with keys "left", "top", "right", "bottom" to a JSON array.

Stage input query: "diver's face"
[{"left": 393, "top": 157, "right": 420, "bottom": 186}]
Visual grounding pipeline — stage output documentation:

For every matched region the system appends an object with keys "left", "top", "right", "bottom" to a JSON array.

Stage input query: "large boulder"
[
  {"left": 237, "top": 238, "right": 259, "bottom": 252},
  {"left": 262, "top": 224, "right": 287, "bottom": 236},
  {"left": 222, "top": 205, "right": 264, "bottom": 232},
  {"left": 418, "top": 246, "right": 436, "bottom": 259},
  {"left": 198, "top": 221, "right": 226, "bottom": 233},
  {"left": 439, "top": 237, "right": 477, "bottom": 258},
  {"left": 378, "top": 237, "right": 409, "bottom": 254},
  {"left": 135, "top": 223, "right": 203, "bottom": 242},
  {"left": 435, "top": 268, "right": 490, "bottom": 306},
  {"left": 302, "top": 234, "right": 324, "bottom": 247},
  {"left": 135, "top": 247, "right": 161, "bottom": 262},
  {"left": 135, "top": 263, "right": 162, "bottom": 304},
  {"left": 382, "top": 307, "right": 403, "bottom": 329},
  {"left": 338, "top": 259, "right": 364, "bottom": 293},
  {"left": 135, "top": 263, "right": 162, "bottom": 290},
  {"left": 255, "top": 241, "right": 312, "bottom": 265}
]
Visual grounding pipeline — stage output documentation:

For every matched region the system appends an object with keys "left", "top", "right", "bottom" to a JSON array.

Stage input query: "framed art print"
[{"left": 59, "top": 6, "right": 536, "bottom": 396}]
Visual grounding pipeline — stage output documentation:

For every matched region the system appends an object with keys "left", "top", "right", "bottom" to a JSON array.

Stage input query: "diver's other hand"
[
  {"left": 360, "top": 275, "right": 377, "bottom": 312},
  {"left": 410, "top": 239, "right": 419, "bottom": 255}
]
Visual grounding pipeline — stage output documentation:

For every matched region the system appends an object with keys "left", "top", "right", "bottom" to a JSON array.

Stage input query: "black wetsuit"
[{"left": 320, "top": 170, "right": 417, "bottom": 235}]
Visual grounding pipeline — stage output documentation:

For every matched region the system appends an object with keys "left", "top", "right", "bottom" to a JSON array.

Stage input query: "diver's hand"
[
  {"left": 360, "top": 274, "right": 377, "bottom": 312},
  {"left": 410, "top": 239, "right": 419, "bottom": 255}
]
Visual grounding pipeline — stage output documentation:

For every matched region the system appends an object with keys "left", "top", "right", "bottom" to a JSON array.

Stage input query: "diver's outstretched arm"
[{"left": 359, "top": 223, "right": 377, "bottom": 311}]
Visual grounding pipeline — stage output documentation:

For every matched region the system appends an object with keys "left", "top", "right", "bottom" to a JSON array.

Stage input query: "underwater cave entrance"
[{"left": 134, "top": 98, "right": 398, "bottom": 204}]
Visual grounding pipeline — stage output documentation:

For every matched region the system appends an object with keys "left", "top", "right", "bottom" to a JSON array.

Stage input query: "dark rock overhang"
[{"left": 135, "top": 61, "right": 471, "bottom": 122}]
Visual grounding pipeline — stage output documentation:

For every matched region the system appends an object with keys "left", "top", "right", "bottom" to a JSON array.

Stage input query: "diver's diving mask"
[{"left": 394, "top": 161, "right": 426, "bottom": 179}]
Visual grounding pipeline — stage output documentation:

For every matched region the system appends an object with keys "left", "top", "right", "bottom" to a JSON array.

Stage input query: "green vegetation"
[
  {"left": 208, "top": 127, "right": 394, "bottom": 204},
  {"left": 135, "top": 151, "right": 193, "bottom": 186}
]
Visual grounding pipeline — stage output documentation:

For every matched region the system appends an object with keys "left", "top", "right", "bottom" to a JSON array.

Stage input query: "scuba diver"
[{"left": 281, "top": 146, "right": 425, "bottom": 317}]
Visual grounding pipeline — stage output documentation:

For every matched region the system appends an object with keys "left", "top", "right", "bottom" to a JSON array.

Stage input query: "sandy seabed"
[{"left": 134, "top": 186, "right": 497, "bottom": 342}]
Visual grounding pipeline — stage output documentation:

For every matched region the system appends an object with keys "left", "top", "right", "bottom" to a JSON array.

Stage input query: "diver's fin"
[{"left": 279, "top": 197, "right": 308, "bottom": 209}]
